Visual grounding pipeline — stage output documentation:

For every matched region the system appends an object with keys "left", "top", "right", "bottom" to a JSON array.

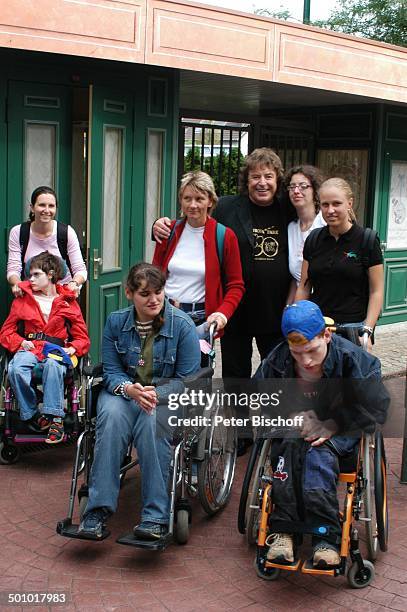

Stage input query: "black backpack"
[
  {"left": 305, "top": 226, "right": 378, "bottom": 270},
  {"left": 19, "top": 220, "right": 72, "bottom": 278}
]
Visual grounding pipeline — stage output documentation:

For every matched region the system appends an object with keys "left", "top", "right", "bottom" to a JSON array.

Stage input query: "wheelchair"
[
  {"left": 237, "top": 328, "right": 389, "bottom": 588},
  {"left": 57, "top": 324, "right": 237, "bottom": 550},
  {"left": 0, "top": 347, "right": 87, "bottom": 465}
]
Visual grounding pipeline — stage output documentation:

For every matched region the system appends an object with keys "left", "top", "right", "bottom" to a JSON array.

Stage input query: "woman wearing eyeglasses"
[{"left": 285, "top": 166, "right": 326, "bottom": 303}]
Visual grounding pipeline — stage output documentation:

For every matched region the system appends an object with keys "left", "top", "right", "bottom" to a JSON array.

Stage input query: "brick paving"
[
  {"left": 0, "top": 322, "right": 406, "bottom": 611},
  {"left": 0, "top": 431, "right": 406, "bottom": 611}
]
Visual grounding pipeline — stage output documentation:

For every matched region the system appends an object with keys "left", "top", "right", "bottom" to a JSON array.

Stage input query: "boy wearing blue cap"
[{"left": 255, "top": 300, "right": 389, "bottom": 568}]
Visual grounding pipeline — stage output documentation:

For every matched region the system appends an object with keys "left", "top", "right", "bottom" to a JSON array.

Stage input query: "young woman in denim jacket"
[{"left": 78, "top": 263, "right": 201, "bottom": 541}]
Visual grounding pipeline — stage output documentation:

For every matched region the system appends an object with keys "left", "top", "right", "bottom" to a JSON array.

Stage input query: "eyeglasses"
[{"left": 288, "top": 183, "right": 312, "bottom": 192}]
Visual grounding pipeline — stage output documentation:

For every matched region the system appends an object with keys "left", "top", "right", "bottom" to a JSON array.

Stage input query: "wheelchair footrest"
[
  {"left": 116, "top": 532, "right": 173, "bottom": 550},
  {"left": 265, "top": 558, "right": 301, "bottom": 571},
  {"left": 13, "top": 434, "right": 48, "bottom": 443},
  {"left": 301, "top": 559, "right": 338, "bottom": 576},
  {"left": 56, "top": 519, "right": 110, "bottom": 541}
]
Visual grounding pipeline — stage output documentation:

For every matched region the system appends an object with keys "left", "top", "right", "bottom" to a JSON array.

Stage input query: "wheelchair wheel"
[
  {"left": 254, "top": 552, "right": 280, "bottom": 581},
  {"left": 0, "top": 441, "right": 21, "bottom": 465},
  {"left": 374, "top": 432, "right": 388, "bottom": 552},
  {"left": 197, "top": 403, "right": 237, "bottom": 515},
  {"left": 362, "top": 432, "right": 388, "bottom": 560},
  {"left": 175, "top": 509, "right": 189, "bottom": 545},
  {"left": 238, "top": 438, "right": 262, "bottom": 535},
  {"left": 246, "top": 439, "right": 273, "bottom": 545},
  {"left": 347, "top": 560, "right": 375, "bottom": 588}
]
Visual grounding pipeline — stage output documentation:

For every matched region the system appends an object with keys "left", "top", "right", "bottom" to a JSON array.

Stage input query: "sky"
[{"left": 197, "top": 0, "right": 339, "bottom": 21}]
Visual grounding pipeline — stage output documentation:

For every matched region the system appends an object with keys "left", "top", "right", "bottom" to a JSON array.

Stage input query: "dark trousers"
[
  {"left": 220, "top": 329, "right": 281, "bottom": 378},
  {"left": 269, "top": 437, "right": 357, "bottom": 546}
]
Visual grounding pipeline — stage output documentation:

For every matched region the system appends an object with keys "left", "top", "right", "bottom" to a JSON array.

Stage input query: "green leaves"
[{"left": 313, "top": 0, "right": 407, "bottom": 47}]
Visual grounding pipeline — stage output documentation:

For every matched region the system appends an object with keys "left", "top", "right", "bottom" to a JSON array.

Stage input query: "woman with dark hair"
[
  {"left": 296, "top": 177, "right": 384, "bottom": 349},
  {"left": 78, "top": 262, "right": 201, "bottom": 541},
  {"left": 7, "top": 186, "right": 87, "bottom": 297},
  {"left": 285, "top": 165, "right": 326, "bottom": 301},
  {"left": 0, "top": 251, "right": 90, "bottom": 443}
]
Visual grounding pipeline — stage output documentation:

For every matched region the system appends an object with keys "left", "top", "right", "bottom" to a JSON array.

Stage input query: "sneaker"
[
  {"left": 45, "top": 417, "right": 64, "bottom": 444},
  {"left": 266, "top": 533, "right": 294, "bottom": 563},
  {"left": 313, "top": 543, "right": 340, "bottom": 567},
  {"left": 133, "top": 521, "right": 168, "bottom": 540},
  {"left": 37, "top": 414, "right": 52, "bottom": 431},
  {"left": 78, "top": 508, "right": 111, "bottom": 538}
]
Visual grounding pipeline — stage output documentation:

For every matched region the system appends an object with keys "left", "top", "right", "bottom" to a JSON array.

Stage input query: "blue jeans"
[
  {"left": 8, "top": 351, "right": 66, "bottom": 421},
  {"left": 86, "top": 390, "right": 172, "bottom": 525}
]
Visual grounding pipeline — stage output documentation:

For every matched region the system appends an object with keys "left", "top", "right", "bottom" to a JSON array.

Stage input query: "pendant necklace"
[{"left": 137, "top": 336, "right": 147, "bottom": 367}]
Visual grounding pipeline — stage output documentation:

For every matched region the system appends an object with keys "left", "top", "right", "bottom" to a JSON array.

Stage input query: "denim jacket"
[
  {"left": 102, "top": 299, "right": 201, "bottom": 402},
  {"left": 255, "top": 333, "right": 389, "bottom": 434}
]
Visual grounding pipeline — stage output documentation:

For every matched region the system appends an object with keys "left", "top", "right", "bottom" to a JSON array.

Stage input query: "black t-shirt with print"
[
  {"left": 248, "top": 201, "right": 290, "bottom": 333},
  {"left": 303, "top": 224, "right": 383, "bottom": 323}
]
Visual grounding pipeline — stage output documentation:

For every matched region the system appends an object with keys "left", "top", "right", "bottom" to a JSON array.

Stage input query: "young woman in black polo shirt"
[{"left": 295, "top": 178, "right": 383, "bottom": 350}]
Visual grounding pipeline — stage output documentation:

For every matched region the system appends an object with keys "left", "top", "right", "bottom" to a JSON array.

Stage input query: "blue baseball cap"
[{"left": 281, "top": 300, "right": 325, "bottom": 342}]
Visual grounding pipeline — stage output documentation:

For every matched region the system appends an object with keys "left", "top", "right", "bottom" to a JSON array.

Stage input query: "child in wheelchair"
[
  {"left": 77, "top": 263, "right": 201, "bottom": 541},
  {"left": 254, "top": 300, "right": 389, "bottom": 569},
  {"left": 0, "top": 251, "right": 90, "bottom": 444}
]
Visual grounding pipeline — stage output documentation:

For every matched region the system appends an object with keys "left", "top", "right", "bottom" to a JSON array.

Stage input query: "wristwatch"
[{"left": 359, "top": 325, "right": 373, "bottom": 337}]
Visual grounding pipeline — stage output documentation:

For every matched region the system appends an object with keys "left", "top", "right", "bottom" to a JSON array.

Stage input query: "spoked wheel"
[
  {"left": 238, "top": 438, "right": 263, "bottom": 535},
  {"left": 197, "top": 403, "right": 237, "bottom": 515},
  {"left": 374, "top": 432, "right": 388, "bottom": 552},
  {"left": 362, "top": 432, "right": 388, "bottom": 560},
  {"left": 362, "top": 433, "right": 378, "bottom": 561},
  {"left": 246, "top": 439, "right": 273, "bottom": 545},
  {"left": 0, "top": 441, "right": 21, "bottom": 465}
]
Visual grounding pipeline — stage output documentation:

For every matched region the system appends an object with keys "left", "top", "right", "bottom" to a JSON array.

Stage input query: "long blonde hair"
[{"left": 319, "top": 177, "right": 356, "bottom": 222}]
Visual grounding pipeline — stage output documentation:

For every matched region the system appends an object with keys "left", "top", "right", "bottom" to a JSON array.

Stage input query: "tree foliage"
[
  {"left": 254, "top": 7, "right": 291, "bottom": 20},
  {"left": 184, "top": 147, "right": 241, "bottom": 196},
  {"left": 313, "top": 0, "right": 407, "bottom": 48}
]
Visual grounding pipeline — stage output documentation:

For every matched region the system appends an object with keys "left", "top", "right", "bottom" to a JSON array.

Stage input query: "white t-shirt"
[
  {"left": 165, "top": 223, "right": 205, "bottom": 303},
  {"left": 33, "top": 293, "right": 56, "bottom": 322},
  {"left": 288, "top": 212, "right": 326, "bottom": 284}
]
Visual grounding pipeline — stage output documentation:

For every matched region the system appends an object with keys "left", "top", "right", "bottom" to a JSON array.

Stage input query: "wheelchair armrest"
[
  {"left": 83, "top": 363, "right": 103, "bottom": 378},
  {"left": 183, "top": 366, "right": 214, "bottom": 385}
]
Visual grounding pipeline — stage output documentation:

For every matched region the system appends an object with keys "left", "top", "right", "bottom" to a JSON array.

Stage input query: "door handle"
[
  {"left": 93, "top": 248, "right": 103, "bottom": 280},
  {"left": 380, "top": 241, "right": 387, "bottom": 254}
]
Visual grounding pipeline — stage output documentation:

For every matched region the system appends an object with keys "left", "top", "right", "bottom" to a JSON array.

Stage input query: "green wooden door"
[
  {"left": 86, "top": 86, "right": 134, "bottom": 360},
  {"left": 377, "top": 143, "right": 407, "bottom": 323},
  {"left": 7, "top": 81, "right": 71, "bottom": 226}
]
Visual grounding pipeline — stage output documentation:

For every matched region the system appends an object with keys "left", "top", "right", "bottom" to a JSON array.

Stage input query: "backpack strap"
[
  {"left": 167, "top": 219, "right": 184, "bottom": 247},
  {"left": 56, "top": 222, "right": 73, "bottom": 277},
  {"left": 19, "top": 221, "right": 31, "bottom": 276},
  {"left": 215, "top": 222, "right": 226, "bottom": 267},
  {"left": 360, "top": 227, "right": 378, "bottom": 270}
]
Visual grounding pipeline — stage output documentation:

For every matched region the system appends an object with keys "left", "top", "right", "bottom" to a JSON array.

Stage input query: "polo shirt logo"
[{"left": 343, "top": 251, "right": 358, "bottom": 260}]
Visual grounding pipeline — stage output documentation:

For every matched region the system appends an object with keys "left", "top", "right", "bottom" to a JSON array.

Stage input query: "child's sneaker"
[
  {"left": 37, "top": 414, "right": 52, "bottom": 431},
  {"left": 45, "top": 417, "right": 64, "bottom": 444}
]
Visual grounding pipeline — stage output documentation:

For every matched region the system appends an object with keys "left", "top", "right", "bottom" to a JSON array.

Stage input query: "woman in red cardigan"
[{"left": 153, "top": 171, "right": 244, "bottom": 336}]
